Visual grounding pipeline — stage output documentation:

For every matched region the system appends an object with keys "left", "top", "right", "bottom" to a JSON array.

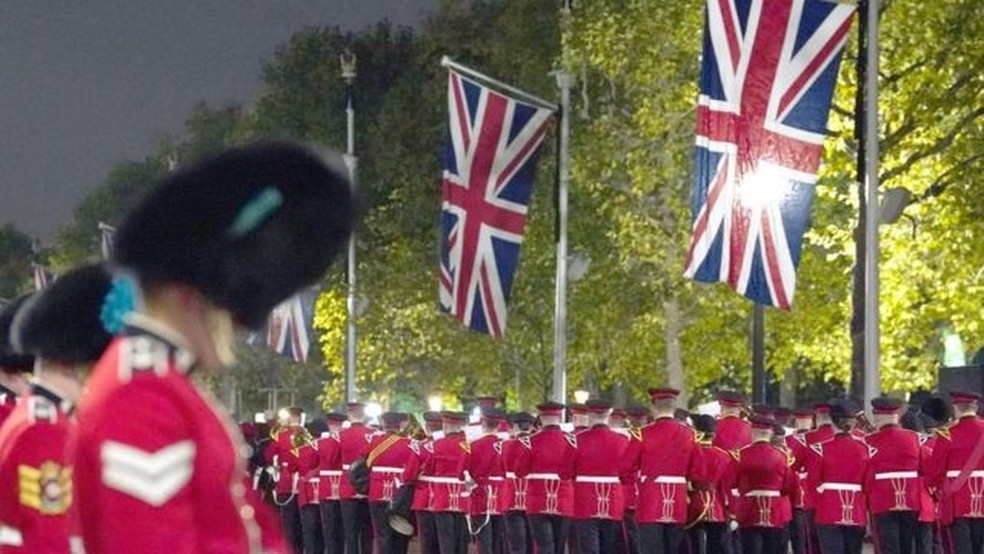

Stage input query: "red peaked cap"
[
  {"left": 748, "top": 415, "right": 777, "bottom": 430},
  {"left": 648, "top": 388, "right": 680, "bottom": 401},
  {"left": 585, "top": 399, "right": 612, "bottom": 414},
  {"left": 950, "top": 391, "right": 982, "bottom": 404},
  {"left": 441, "top": 411, "right": 468, "bottom": 423},
  {"left": 871, "top": 396, "right": 904, "bottom": 414},
  {"left": 537, "top": 402, "right": 566, "bottom": 417},
  {"left": 717, "top": 391, "right": 745, "bottom": 407}
]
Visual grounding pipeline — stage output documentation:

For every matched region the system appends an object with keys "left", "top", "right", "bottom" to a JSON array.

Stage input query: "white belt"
[
  {"left": 527, "top": 473, "right": 561, "bottom": 480},
  {"left": 817, "top": 482, "right": 862, "bottom": 492},
  {"left": 489, "top": 476, "right": 505, "bottom": 482},
  {"left": 342, "top": 464, "right": 351, "bottom": 470},
  {"left": 0, "top": 525, "right": 22, "bottom": 547},
  {"left": 576, "top": 476, "right": 620, "bottom": 484},
  {"left": 875, "top": 471, "right": 918, "bottom": 480},
  {"left": 420, "top": 476, "right": 464, "bottom": 484},
  {"left": 506, "top": 472, "right": 518, "bottom": 479},
  {"left": 745, "top": 490, "right": 781, "bottom": 498},
  {"left": 947, "top": 470, "right": 984, "bottom": 478},
  {"left": 319, "top": 470, "right": 343, "bottom": 476},
  {"left": 643, "top": 475, "right": 686, "bottom": 484},
  {"left": 372, "top": 466, "right": 403, "bottom": 473}
]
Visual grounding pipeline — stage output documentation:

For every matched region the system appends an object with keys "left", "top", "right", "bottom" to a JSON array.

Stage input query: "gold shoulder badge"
[
  {"left": 728, "top": 449, "right": 741, "bottom": 462},
  {"left": 628, "top": 427, "right": 642, "bottom": 442},
  {"left": 459, "top": 441, "right": 471, "bottom": 454},
  {"left": 935, "top": 426, "right": 952, "bottom": 441},
  {"left": 19, "top": 461, "right": 72, "bottom": 515}
]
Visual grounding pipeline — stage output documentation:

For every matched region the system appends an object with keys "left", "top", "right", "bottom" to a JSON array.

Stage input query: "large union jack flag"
[
  {"left": 684, "top": 0, "right": 855, "bottom": 309},
  {"left": 439, "top": 69, "right": 554, "bottom": 337},
  {"left": 266, "top": 293, "right": 311, "bottom": 363}
]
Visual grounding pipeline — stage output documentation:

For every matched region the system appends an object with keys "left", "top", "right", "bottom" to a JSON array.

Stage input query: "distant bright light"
[
  {"left": 428, "top": 395, "right": 444, "bottom": 412},
  {"left": 470, "top": 406, "right": 482, "bottom": 424},
  {"left": 738, "top": 163, "right": 793, "bottom": 209},
  {"left": 365, "top": 402, "right": 383, "bottom": 419},
  {"left": 573, "top": 389, "right": 590, "bottom": 404},
  {"left": 276, "top": 408, "right": 290, "bottom": 424}
]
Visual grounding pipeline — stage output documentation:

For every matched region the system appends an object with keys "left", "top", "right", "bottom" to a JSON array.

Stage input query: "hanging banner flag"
[
  {"left": 266, "top": 293, "right": 311, "bottom": 363},
  {"left": 438, "top": 66, "right": 555, "bottom": 337},
  {"left": 99, "top": 222, "right": 117, "bottom": 261},
  {"left": 683, "top": 0, "right": 855, "bottom": 309},
  {"left": 32, "top": 263, "right": 55, "bottom": 292}
]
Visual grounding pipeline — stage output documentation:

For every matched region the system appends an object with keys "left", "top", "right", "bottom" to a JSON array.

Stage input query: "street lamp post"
[{"left": 341, "top": 50, "right": 358, "bottom": 404}]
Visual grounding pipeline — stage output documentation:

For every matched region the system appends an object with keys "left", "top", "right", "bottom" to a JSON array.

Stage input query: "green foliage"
[{"left": 0, "top": 225, "right": 34, "bottom": 299}]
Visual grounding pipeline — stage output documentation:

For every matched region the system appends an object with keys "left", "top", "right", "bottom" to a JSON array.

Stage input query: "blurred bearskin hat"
[
  {"left": 114, "top": 141, "right": 354, "bottom": 329},
  {"left": 0, "top": 295, "right": 35, "bottom": 371},
  {"left": 12, "top": 264, "right": 113, "bottom": 364}
]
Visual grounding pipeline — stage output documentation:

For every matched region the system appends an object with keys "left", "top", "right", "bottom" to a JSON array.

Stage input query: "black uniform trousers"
[
  {"left": 277, "top": 494, "right": 304, "bottom": 554},
  {"left": 574, "top": 518, "right": 622, "bottom": 554},
  {"left": 817, "top": 524, "right": 865, "bottom": 554},
  {"left": 622, "top": 510, "right": 640, "bottom": 554},
  {"left": 415, "top": 511, "right": 441, "bottom": 554},
  {"left": 528, "top": 514, "right": 571, "bottom": 554},
  {"left": 638, "top": 522, "right": 686, "bottom": 554},
  {"left": 503, "top": 511, "right": 531, "bottom": 554},
  {"left": 689, "top": 522, "right": 733, "bottom": 554},
  {"left": 301, "top": 504, "right": 324, "bottom": 554},
  {"left": 739, "top": 526, "right": 789, "bottom": 554},
  {"left": 914, "top": 522, "right": 936, "bottom": 554},
  {"left": 873, "top": 511, "right": 919, "bottom": 554},
  {"left": 948, "top": 518, "right": 984, "bottom": 554},
  {"left": 434, "top": 511, "right": 468, "bottom": 554},
  {"left": 339, "top": 498, "right": 373, "bottom": 554},
  {"left": 473, "top": 514, "right": 503, "bottom": 554},
  {"left": 789, "top": 508, "right": 807, "bottom": 554},
  {"left": 369, "top": 500, "right": 409, "bottom": 554},
  {"left": 320, "top": 500, "right": 345, "bottom": 554}
]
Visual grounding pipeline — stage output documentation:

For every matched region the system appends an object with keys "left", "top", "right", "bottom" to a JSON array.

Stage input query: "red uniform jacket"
[
  {"left": 572, "top": 424, "right": 627, "bottom": 521},
  {"left": 520, "top": 425, "right": 576, "bottom": 517},
  {"left": 402, "top": 437, "right": 438, "bottom": 511},
  {"left": 723, "top": 441, "right": 797, "bottom": 528},
  {"left": 918, "top": 435, "right": 937, "bottom": 523},
  {"left": 467, "top": 434, "right": 504, "bottom": 515},
  {"left": 266, "top": 427, "right": 301, "bottom": 496},
  {"left": 807, "top": 433, "right": 870, "bottom": 527},
  {"left": 74, "top": 321, "right": 286, "bottom": 553},
  {"left": 713, "top": 416, "right": 751, "bottom": 452},
  {"left": 622, "top": 417, "right": 704, "bottom": 525},
  {"left": 316, "top": 432, "right": 343, "bottom": 501},
  {"left": 797, "top": 423, "right": 835, "bottom": 510},
  {"left": 498, "top": 435, "right": 531, "bottom": 513},
  {"left": 926, "top": 415, "right": 984, "bottom": 523},
  {"left": 338, "top": 423, "right": 376, "bottom": 500},
  {"left": 296, "top": 442, "right": 319, "bottom": 507},
  {"left": 864, "top": 424, "right": 924, "bottom": 514},
  {"left": 366, "top": 433, "right": 412, "bottom": 503},
  {"left": 0, "top": 386, "right": 76, "bottom": 553},
  {"left": 689, "top": 440, "right": 733, "bottom": 524},
  {"left": 419, "top": 432, "right": 469, "bottom": 513},
  {"left": 617, "top": 429, "right": 640, "bottom": 512},
  {"left": 0, "top": 387, "right": 17, "bottom": 431}
]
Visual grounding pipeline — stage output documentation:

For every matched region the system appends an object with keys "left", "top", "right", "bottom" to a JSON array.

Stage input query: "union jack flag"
[
  {"left": 684, "top": 0, "right": 855, "bottom": 308},
  {"left": 439, "top": 69, "right": 554, "bottom": 336},
  {"left": 267, "top": 294, "right": 311, "bottom": 363}
]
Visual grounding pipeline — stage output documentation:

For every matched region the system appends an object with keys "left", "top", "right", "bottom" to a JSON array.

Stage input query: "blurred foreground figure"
[
  {"left": 73, "top": 141, "right": 354, "bottom": 553},
  {"left": 0, "top": 265, "right": 112, "bottom": 552}
]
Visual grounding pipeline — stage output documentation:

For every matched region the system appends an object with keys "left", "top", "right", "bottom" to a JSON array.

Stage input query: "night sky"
[{"left": 0, "top": 0, "right": 436, "bottom": 241}]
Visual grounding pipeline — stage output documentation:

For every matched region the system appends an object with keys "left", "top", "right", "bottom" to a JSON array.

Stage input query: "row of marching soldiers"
[{"left": 255, "top": 387, "right": 984, "bottom": 554}]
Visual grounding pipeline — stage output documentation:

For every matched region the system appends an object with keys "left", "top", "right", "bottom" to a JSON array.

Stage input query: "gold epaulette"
[
  {"left": 934, "top": 425, "right": 952, "bottom": 441},
  {"left": 628, "top": 427, "right": 642, "bottom": 441}
]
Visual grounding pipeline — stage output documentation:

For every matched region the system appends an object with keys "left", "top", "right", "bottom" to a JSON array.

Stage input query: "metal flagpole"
[
  {"left": 341, "top": 50, "right": 359, "bottom": 404},
  {"left": 863, "top": 0, "right": 881, "bottom": 410},
  {"left": 551, "top": 70, "right": 573, "bottom": 404},
  {"left": 440, "top": 57, "right": 558, "bottom": 111}
]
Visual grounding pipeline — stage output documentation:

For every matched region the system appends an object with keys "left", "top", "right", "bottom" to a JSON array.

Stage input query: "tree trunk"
[
  {"left": 664, "top": 297, "right": 687, "bottom": 405},
  {"left": 850, "top": 0, "right": 869, "bottom": 401}
]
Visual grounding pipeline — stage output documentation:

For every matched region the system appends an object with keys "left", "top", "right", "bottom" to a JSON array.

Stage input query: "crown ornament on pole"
[{"left": 340, "top": 50, "right": 357, "bottom": 83}]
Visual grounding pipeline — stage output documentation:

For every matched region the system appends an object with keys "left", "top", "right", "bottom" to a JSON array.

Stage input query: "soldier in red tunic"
[
  {"left": 714, "top": 391, "right": 751, "bottom": 452},
  {"left": 688, "top": 414, "right": 734, "bottom": 554},
  {"left": 315, "top": 412, "right": 346, "bottom": 554},
  {"left": 294, "top": 426, "right": 322, "bottom": 554},
  {"left": 807, "top": 400, "right": 870, "bottom": 554},
  {"left": 865, "top": 396, "right": 926, "bottom": 554},
  {"left": 783, "top": 407, "right": 813, "bottom": 554},
  {"left": 621, "top": 387, "right": 706, "bottom": 553},
  {"left": 73, "top": 141, "right": 353, "bottom": 553},
  {"left": 570, "top": 399, "right": 628, "bottom": 554},
  {"left": 266, "top": 406, "right": 307, "bottom": 553},
  {"left": 0, "top": 264, "right": 112, "bottom": 553},
  {"left": 338, "top": 402, "right": 377, "bottom": 553},
  {"left": 518, "top": 401, "right": 576, "bottom": 554},
  {"left": 723, "top": 415, "right": 797, "bottom": 554},
  {"left": 366, "top": 412, "right": 413, "bottom": 554},
  {"left": 467, "top": 408, "right": 506, "bottom": 554},
  {"left": 422, "top": 411, "right": 470, "bottom": 554},
  {"left": 621, "top": 405, "right": 649, "bottom": 554},
  {"left": 499, "top": 412, "right": 534, "bottom": 554},
  {"left": 0, "top": 296, "right": 33, "bottom": 430},
  {"left": 926, "top": 391, "right": 984, "bottom": 554}
]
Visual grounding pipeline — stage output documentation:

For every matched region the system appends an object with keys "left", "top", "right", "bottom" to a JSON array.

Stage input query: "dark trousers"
[
  {"left": 369, "top": 501, "right": 409, "bottom": 554},
  {"left": 416, "top": 511, "right": 441, "bottom": 554},
  {"left": 321, "top": 500, "right": 344, "bottom": 554},
  {"left": 528, "top": 514, "right": 571, "bottom": 554},
  {"left": 915, "top": 523, "right": 935, "bottom": 554},
  {"left": 623, "top": 510, "right": 640, "bottom": 554},
  {"left": 948, "top": 518, "right": 984, "bottom": 554},
  {"left": 434, "top": 512, "right": 468, "bottom": 554},
  {"left": 873, "top": 511, "right": 919, "bottom": 554},
  {"left": 340, "top": 498, "right": 372, "bottom": 554},
  {"left": 277, "top": 494, "right": 304, "bottom": 554},
  {"left": 806, "top": 510, "right": 822, "bottom": 553},
  {"left": 689, "top": 521, "right": 733, "bottom": 554},
  {"left": 638, "top": 522, "right": 686, "bottom": 554},
  {"left": 301, "top": 504, "right": 324, "bottom": 554},
  {"left": 789, "top": 508, "right": 807, "bottom": 554},
  {"left": 739, "top": 527, "right": 789, "bottom": 554},
  {"left": 574, "top": 518, "right": 622, "bottom": 554},
  {"left": 817, "top": 525, "right": 865, "bottom": 554},
  {"left": 503, "top": 511, "right": 530, "bottom": 554},
  {"left": 473, "top": 514, "right": 503, "bottom": 554}
]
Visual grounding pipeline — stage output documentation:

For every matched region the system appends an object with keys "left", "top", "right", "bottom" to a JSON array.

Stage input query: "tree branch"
[{"left": 881, "top": 105, "right": 984, "bottom": 184}]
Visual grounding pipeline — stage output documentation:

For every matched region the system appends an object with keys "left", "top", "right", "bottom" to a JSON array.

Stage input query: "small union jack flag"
[
  {"left": 267, "top": 294, "right": 310, "bottom": 363},
  {"left": 439, "top": 69, "right": 554, "bottom": 336},
  {"left": 684, "top": 0, "right": 855, "bottom": 309}
]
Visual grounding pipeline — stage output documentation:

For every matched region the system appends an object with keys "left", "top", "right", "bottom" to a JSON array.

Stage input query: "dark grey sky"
[{"left": 0, "top": 0, "right": 436, "bottom": 241}]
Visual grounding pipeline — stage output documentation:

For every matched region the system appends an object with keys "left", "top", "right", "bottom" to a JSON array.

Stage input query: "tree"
[{"left": 0, "top": 225, "right": 34, "bottom": 299}]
